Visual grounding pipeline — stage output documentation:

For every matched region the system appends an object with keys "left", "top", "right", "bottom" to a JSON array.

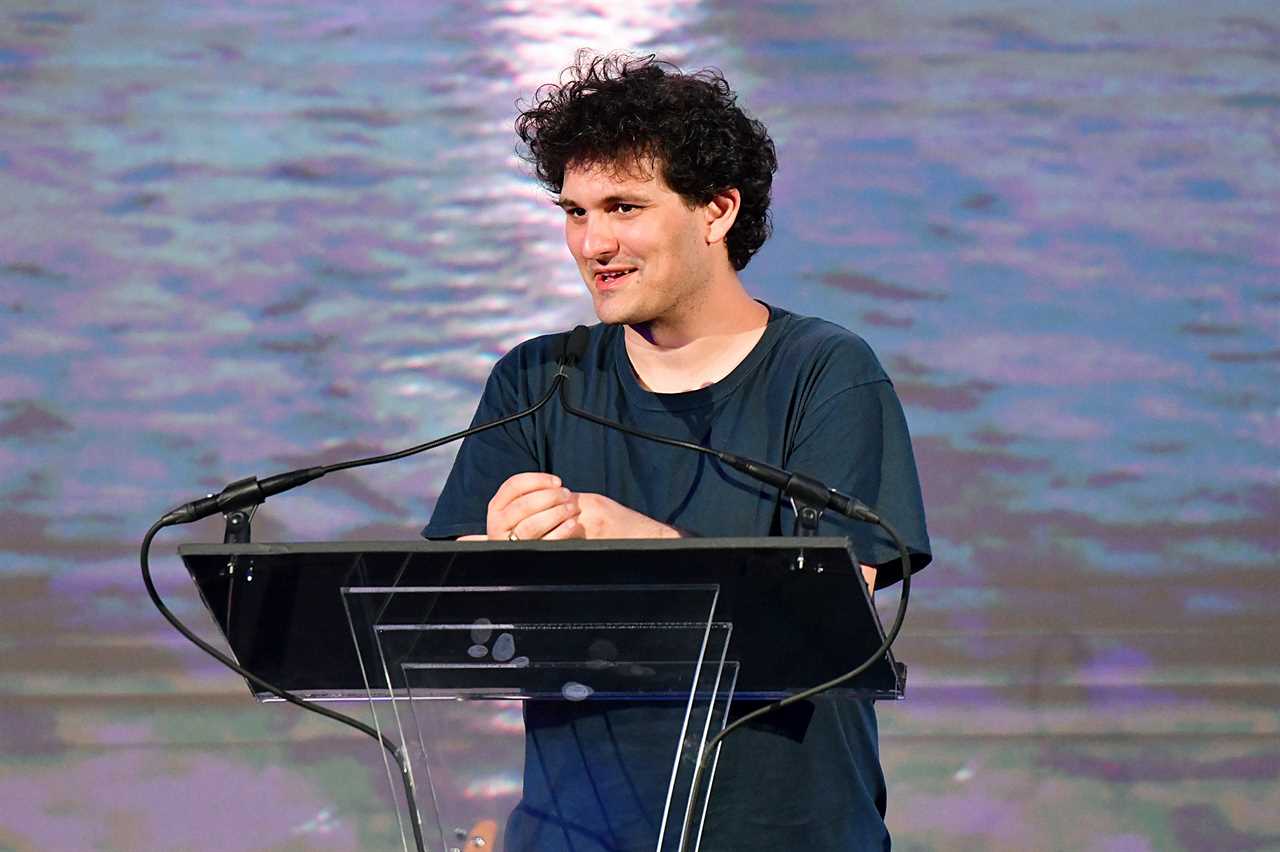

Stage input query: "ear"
[{"left": 703, "top": 188, "right": 741, "bottom": 246}]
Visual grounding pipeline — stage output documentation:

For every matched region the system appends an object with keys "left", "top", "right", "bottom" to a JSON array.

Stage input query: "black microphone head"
[{"left": 561, "top": 325, "right": 590, "bottom": 367}]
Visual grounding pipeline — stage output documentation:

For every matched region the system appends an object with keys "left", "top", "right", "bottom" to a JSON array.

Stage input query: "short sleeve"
[
  {"left": 783, "top": 378, "right": 932, "bottom": 588},
  {"left": 421, "top": 356, "right": 542, "bottom": 539}
]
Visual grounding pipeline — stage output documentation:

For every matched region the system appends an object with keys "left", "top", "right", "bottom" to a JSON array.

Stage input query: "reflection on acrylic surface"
[{"left": 1, "top": 1, "right": 1277, "bottom": 849}]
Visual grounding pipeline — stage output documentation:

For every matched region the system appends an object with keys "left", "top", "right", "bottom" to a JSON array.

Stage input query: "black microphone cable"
[
  {"left": 553, "top": 326, "right": 914, "bottom": 851},
  {"left": 677, "top": 523, "right": 911, "bottom": 851},
  {"left": 141, "top": 331, "right": 586, "bottom": 852}
]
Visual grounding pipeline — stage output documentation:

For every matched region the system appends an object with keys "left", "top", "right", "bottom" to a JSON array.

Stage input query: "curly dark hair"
[{"left": 515, "top": 51, "right": 777, "bottom": 271}]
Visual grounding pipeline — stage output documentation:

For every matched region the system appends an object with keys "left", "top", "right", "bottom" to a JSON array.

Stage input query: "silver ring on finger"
[{"left": 507, "top": 529, "right": 520, "bottom": 542}]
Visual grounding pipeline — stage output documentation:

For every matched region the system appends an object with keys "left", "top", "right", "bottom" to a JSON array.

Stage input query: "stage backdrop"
[{"left": 1, "top": 2, "right": 1277, "bottom": 850}]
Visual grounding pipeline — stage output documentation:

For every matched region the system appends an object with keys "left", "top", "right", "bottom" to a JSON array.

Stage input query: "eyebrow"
[{"left": 554, "top": 193, "right": 650, "bottom": 209}]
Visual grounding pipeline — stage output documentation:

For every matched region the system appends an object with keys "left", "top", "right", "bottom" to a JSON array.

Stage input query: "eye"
[
  {"left": 614, "top": 203, "right": 640, "bottom": 215},
  {"left": 563, "top": 206, "right": 586, "bottom": 219}
]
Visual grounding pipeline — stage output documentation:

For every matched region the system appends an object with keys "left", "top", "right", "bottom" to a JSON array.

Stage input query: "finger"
[
  {"left": 542, "top": 515, "right": 585, "bottom": 540},
  {"left": 503, "top": 487, "right": 574, "bottom": 526},
  {"left": 489, "top": 488, "right": 567, "bottom": 539},
  {"left": 512, "top": 498, "right": 580, "bottom": 540},
  {"left": 489, "top": 472, "right": 562, "bottom": 513}
]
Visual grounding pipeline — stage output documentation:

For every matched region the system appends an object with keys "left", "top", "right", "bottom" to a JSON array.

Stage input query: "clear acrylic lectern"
[
  {"left": 179, "top": 538, "right": 904, "bottom": 852},
  {"left": 343, "top": 582, "right": 735, "bottom": 851}
]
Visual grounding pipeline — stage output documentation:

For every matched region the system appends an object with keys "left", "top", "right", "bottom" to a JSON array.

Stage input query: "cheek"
[{"left": 622, "top": 225, "right": 659, "bottom": 263}]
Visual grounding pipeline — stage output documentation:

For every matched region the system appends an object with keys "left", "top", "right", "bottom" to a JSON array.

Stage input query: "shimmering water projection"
[{"left": 1, "top": 1, "right": 1277, "bottom": 850}]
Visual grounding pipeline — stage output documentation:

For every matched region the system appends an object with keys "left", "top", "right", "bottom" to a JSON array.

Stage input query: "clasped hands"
[
  {"left": 466, "top": 472, "right": 876, "bottom": 594},
  {"left": 475, "top": 472, "right": 681, "bottom": 541}
]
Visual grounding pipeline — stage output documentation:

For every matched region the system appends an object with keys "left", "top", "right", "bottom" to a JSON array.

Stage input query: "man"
[{"left": 426, "top": 53, "right": 931, "bottom": 851}]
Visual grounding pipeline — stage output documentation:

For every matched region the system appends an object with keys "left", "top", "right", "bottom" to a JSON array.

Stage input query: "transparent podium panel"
[{"left": 342, "top": 583, "right": 737, "bottom": 852}]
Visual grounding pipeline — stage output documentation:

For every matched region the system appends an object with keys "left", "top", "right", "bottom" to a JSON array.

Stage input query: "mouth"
[{"left": 593, "top": 268, "right": 637, "bottom": 289}]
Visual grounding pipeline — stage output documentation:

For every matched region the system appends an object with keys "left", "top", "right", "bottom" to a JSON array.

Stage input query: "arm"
[
  {"left": 861, "top": 564, "right": 877, "bottom": 597},
  {"left": 784, "top": 378, "right": 931, "bottom": 589},
  {"left": 424, "top": 345, "right": 551, "bottom": 540}
]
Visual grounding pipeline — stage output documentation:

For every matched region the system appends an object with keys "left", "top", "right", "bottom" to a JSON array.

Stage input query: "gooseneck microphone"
[
  {"left": 141, "top": 328, "right": 588, "bottom": 852},
  {"left": 161, "top": 329, "right": 590, "bottom": 527}
]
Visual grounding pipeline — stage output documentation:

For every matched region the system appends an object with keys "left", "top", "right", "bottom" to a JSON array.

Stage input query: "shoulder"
[{"left": 766, "top": 307, "right": 890, "bottom": 388}]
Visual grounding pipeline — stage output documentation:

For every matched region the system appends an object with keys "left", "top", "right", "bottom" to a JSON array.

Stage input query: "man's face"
[{"left": 557, "top": 161, "right": 713, "bottom": 327}]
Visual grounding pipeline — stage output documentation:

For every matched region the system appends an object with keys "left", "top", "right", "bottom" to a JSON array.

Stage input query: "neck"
[{"left": 624, "top": 281, "right": 770, "bottom": 393}]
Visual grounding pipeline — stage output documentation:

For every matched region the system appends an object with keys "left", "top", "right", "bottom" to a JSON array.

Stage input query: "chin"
[
  {"left": 594, "top": 310, "right": 632, "bottom": 327},
  {"left": 591, "top": 297, "right": 642, "bottom": 327}
]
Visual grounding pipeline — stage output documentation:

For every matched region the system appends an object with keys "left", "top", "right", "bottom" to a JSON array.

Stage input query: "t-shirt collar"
[{"left": 611, "top": 302, "right": 790, "bottom": 412}]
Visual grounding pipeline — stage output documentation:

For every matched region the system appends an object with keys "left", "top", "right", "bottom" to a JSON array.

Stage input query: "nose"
[{"left": 580, "top": 212, "right": 618, "bottom": 260}]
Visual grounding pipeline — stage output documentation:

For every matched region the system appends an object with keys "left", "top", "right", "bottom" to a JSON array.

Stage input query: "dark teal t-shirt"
[{"left": 425, "top": 305, "right": 931, "bottom": 850}]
